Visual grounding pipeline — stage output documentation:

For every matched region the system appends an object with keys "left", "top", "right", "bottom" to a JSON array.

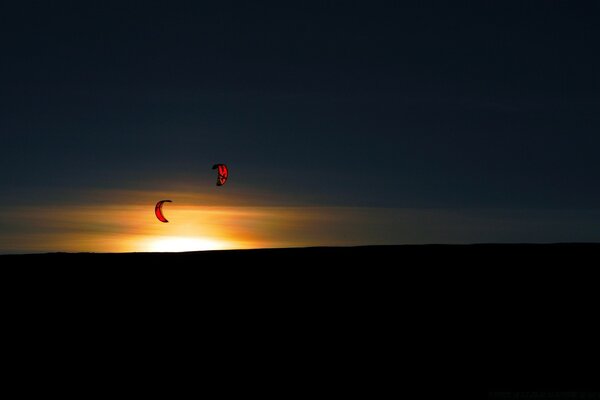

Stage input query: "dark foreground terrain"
[{"left": 3, "top": 244, "right": 598, "bottom": 393}]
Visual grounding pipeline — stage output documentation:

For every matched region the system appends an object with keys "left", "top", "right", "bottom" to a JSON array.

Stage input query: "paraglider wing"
[
  {"left": 212, "top": 164, "right": 228, "bottom": 186},
  {"left": 155, "top": 200, "right": 172, "bottom": 223}
]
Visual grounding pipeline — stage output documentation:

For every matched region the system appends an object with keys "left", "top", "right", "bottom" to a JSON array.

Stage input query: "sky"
[{"left": 1, "top": 1, "right": 599, "bottom": 252}]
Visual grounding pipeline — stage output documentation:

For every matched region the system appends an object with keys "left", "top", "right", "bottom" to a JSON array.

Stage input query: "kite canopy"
[
  {"left": 212, "top": 164, "right": 228, "bottom": 186},
  {"left": 155, "top": 200, "right": 172, "bottom": 223}
]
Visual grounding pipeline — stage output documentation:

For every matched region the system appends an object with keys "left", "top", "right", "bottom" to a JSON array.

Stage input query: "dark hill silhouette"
[{"left": 2, "top": 244, "right": 597, "bottom": 393}]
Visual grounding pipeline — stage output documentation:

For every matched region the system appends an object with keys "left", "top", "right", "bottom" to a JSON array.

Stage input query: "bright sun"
[{"left": 144, "top": 237, "right": 227, "bottom": 252}]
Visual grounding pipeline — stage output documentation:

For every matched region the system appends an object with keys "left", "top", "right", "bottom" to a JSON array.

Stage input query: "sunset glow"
[
  {"left": 142, "top": 236, "right": 228, "bottom": 252},
  {"left": 2, "top": 187, "right": 598, "bottom": 254},
  {"left": 0, "top": 189, "right": 392, "bottom": 253}
]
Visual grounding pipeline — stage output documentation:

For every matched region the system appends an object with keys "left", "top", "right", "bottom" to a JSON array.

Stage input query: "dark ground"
[{"left": 2, "top": 244, "right": 598, "bottom": 394}]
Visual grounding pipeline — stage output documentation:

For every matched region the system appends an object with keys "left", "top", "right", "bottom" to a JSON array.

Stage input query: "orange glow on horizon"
[
  {"left": 0, "top": 201, "right": 271, "bottom": 253},
  {"left": 141, "top": 236, "right": 229, "bottom": 252},
  {"left": 0, "top": 188, "right": 407, "bottom": 254}
]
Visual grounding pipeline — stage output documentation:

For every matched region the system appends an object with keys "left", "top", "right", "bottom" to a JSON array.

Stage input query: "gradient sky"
[{"left": 1, "top": 1, "right": 599, "bottom": 252}]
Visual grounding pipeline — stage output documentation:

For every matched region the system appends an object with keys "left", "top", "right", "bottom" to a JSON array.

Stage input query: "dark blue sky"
[{"left": 1, "top": 1, "right": 599, "bottom": 209}]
